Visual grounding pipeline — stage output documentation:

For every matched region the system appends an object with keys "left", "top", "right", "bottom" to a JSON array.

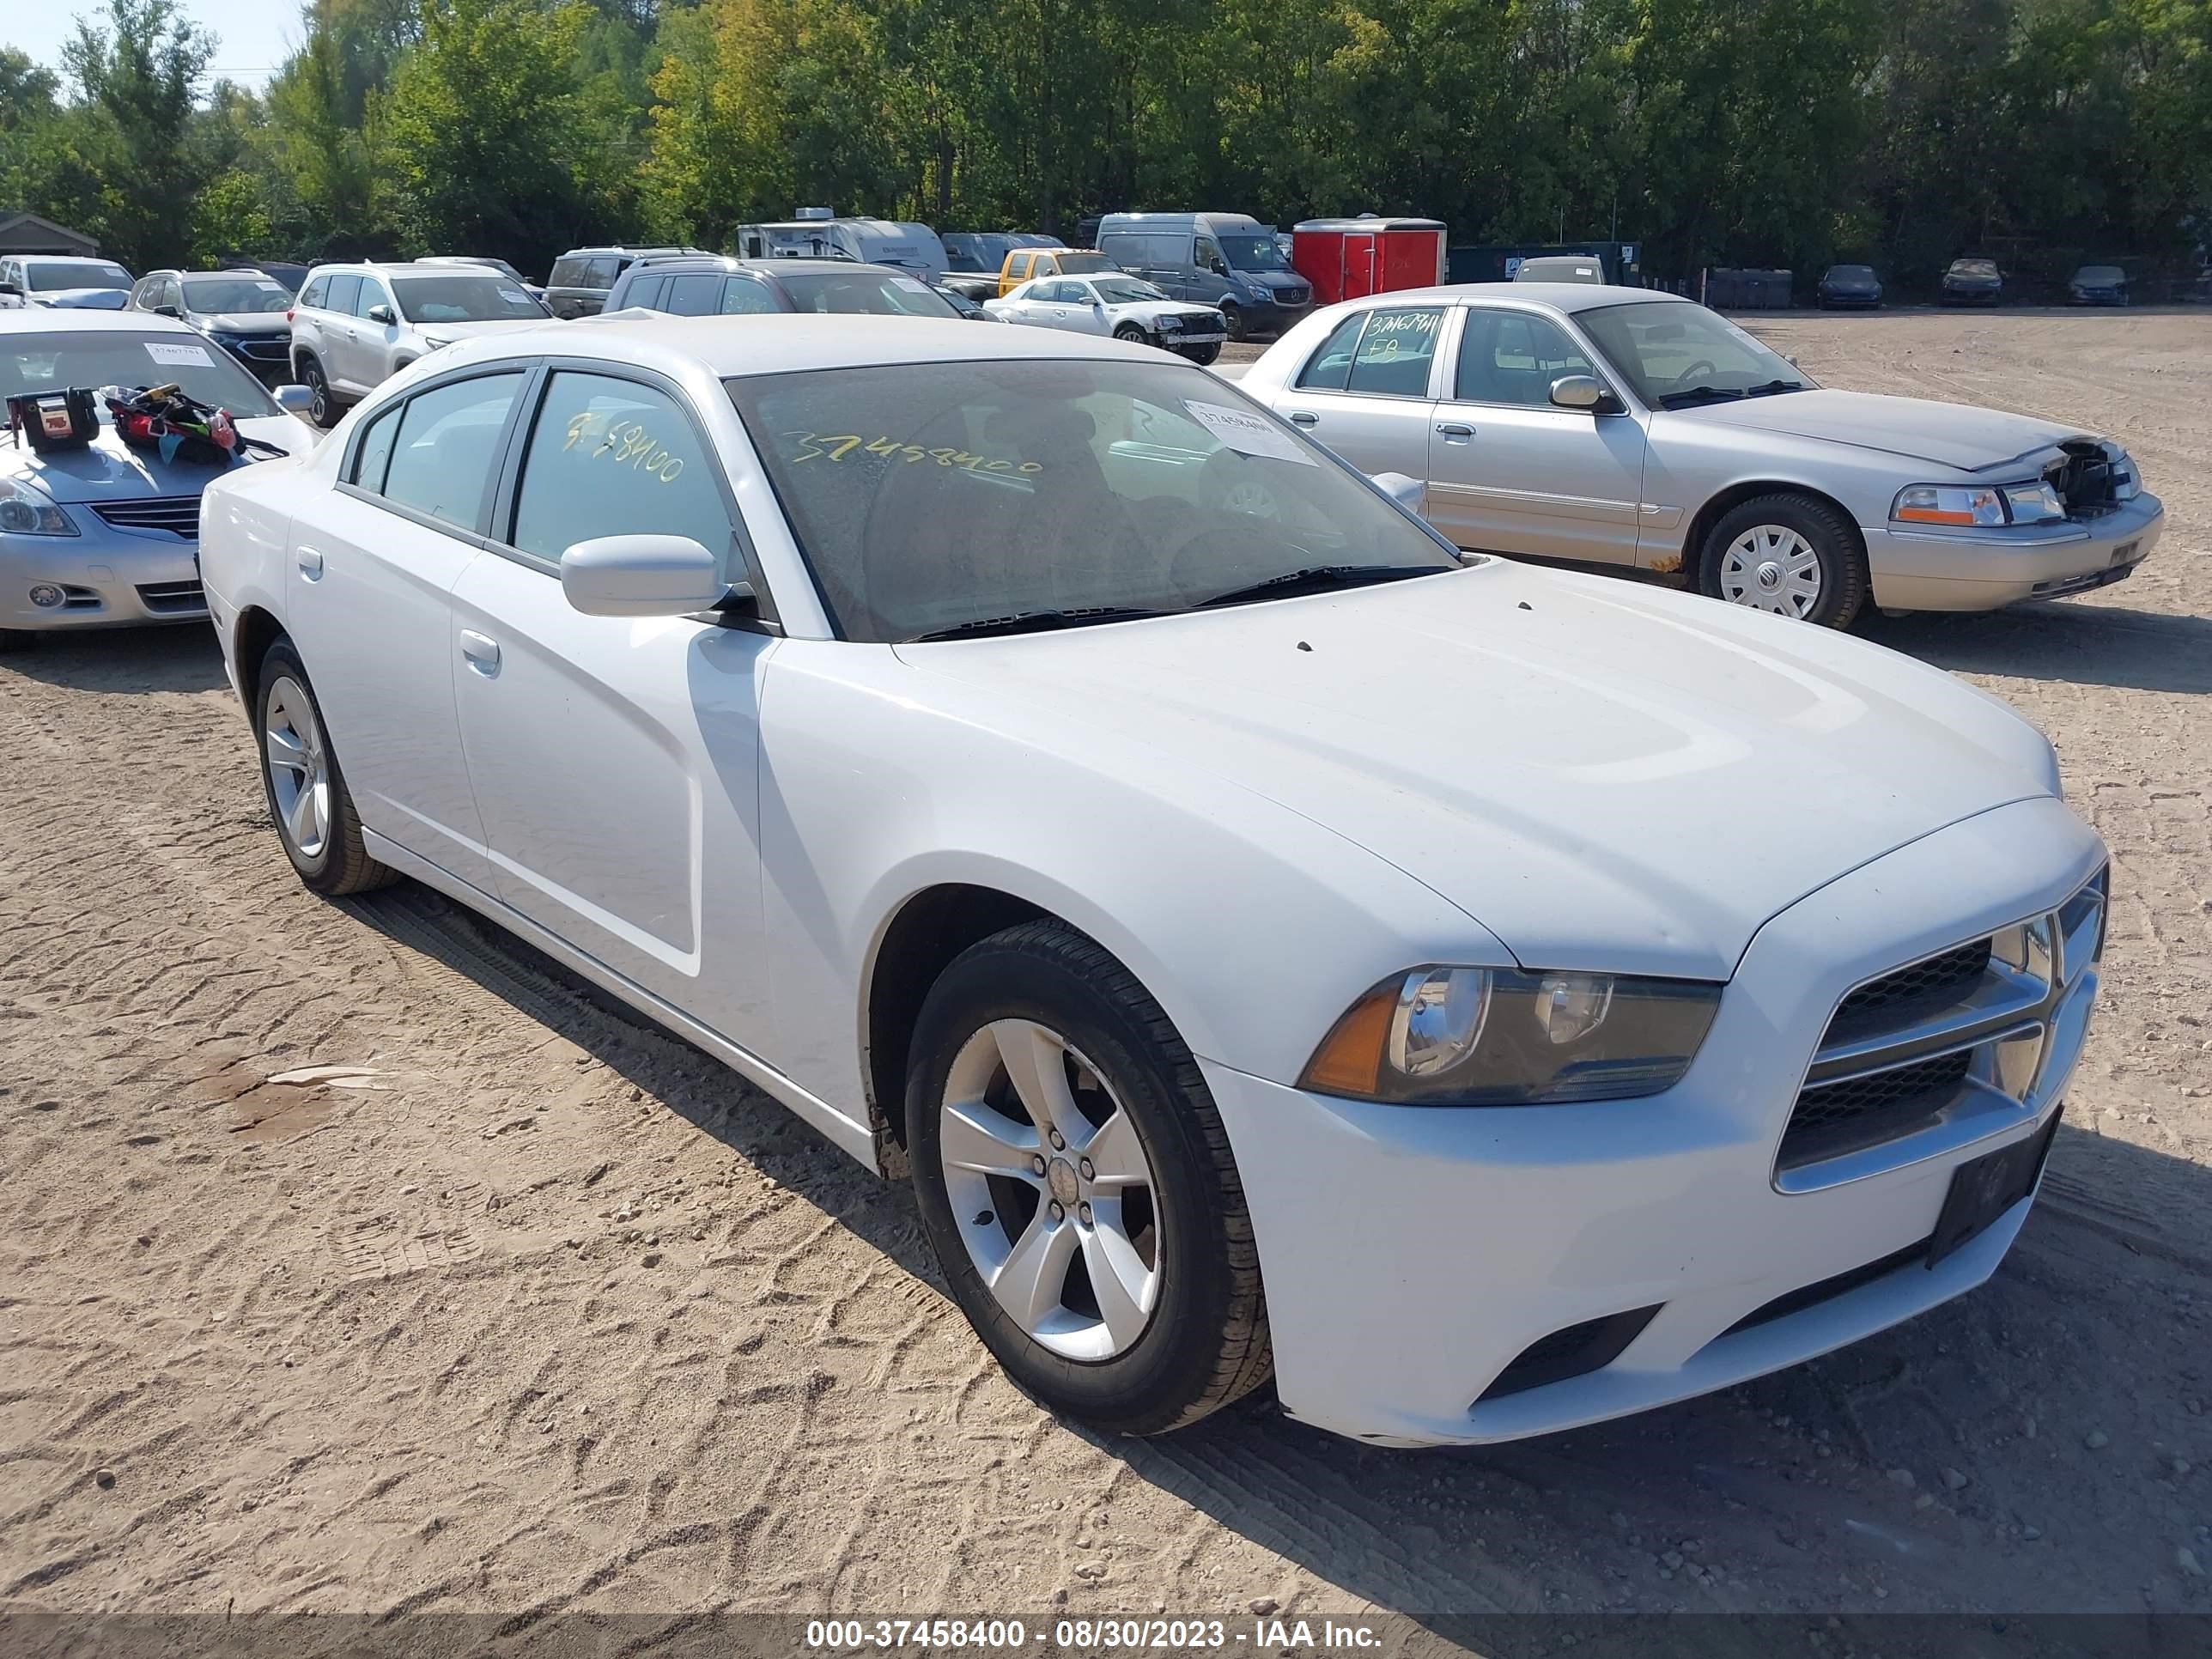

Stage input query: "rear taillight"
[{"left": 285, "top": 308, "right": 295, "bottom": 322}]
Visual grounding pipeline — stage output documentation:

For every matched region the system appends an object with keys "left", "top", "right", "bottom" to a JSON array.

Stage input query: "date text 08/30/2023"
[{"left": 803, "top": 1616, "right": 1384, "bottom": 1650}]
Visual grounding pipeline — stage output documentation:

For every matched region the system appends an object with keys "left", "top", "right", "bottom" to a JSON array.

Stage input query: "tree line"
[{"left": 3, "top": 0, "right": 2208, "bottom": 289}]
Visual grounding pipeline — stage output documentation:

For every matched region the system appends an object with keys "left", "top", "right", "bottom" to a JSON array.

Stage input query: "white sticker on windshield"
[
  {"left": 1182, "top": 398, "right": 1318, "bottom": 466},
  {"left": 890, "top": 276, "right": 933, "bottom": 294},
  {"left": 498, "top": 287, "right": 530, "bottom": 303},
  {"left": 145, "top": 341, "right": 214, "bottom": 367}
]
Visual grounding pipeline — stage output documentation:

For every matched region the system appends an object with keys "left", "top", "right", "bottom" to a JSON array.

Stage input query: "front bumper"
[
  {"left": 1, "top": 521, "right": 207, "bottom": 633},
  {"left": 1865, "top": 490, "right": 2163, "bottom": 611},
  {"left": 1818, "top": 291, "right": 1882, "bottom": 308},
  {"left": 1233, "top": 295, "right": 1313, "bottom": 337},
  {"left": 1941, "top": 288, "right": 2002, "bottom": 306},
  {"left": 1206, "top": 797, "right": 2105, "bottom": 1446}
]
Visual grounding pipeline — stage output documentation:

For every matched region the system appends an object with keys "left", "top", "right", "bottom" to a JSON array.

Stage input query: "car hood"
[
  {"left": 202, "top": 311, "right": 291, "bottom": 334},
  {"left": 895, "top": 562, "right": 2057, "bottom": 979},
  {"left": 33, "top": 289, "right": 131, "bottom": 310},
  {"left": 9, "top": 417, "right": 310, "bottom": 503},
  {"left": 1670, "top": 388, "right": 2092, "bottom": 473}
]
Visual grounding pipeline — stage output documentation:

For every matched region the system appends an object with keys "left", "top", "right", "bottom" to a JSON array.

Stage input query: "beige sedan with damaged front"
[{"left": 1237, "top": 284, "right": 2163, "bottom": 628}]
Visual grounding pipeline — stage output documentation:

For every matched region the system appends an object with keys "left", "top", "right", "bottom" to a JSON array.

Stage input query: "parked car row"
[{"left": 1812, "top": 258, "right": 2136, "bottom": 308}]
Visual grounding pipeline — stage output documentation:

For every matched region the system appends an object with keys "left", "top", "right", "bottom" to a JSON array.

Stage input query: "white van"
[{"left": 732, "top": 212, "right": 949, "bottom": 283}]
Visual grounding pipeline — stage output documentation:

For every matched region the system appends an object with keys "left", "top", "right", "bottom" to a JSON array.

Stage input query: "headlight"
[
  {"left": 1893, "top": 482, "right": 2064, "bottom": 526},
  {"left": 2102, "top": 441, "right": 2139, "bottom": 501},
  {"left": 0, "top": 477, "right": 76, "bottom": 536},
  {"left": 1299, "top": 965, "right": 1723, "bottom": 1106}
]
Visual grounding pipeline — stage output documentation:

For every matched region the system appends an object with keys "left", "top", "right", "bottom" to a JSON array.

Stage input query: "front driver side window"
[
  {"left": 509, "top": 372, "right": 734, "bottom": 572},
  {"left": 1455, "top": 310, "right": 1595, "bottom": 406}
]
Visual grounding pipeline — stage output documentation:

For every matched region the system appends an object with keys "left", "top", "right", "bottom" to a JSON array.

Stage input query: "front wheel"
[
  {"left": 907, "top": 921, "right": 1272, "bottom": 1435},
  {"left": 1218, "top": 301, "right": 1244, "bottom": 343},
  {"left": 254, "top": 640, "right": 395, "bottom": 895},
  {"left": 1113, "top": 322, "right": 1149, "bottom": 345},
  {"left": 1698, "top": 493, "right": 1868, "bottom": 628},
  {"left": 1177, "top": 343, "right": 1222, "bottom": 367},
  {"left": 299, "top": 359, "right": 337, "bottom": 428}
]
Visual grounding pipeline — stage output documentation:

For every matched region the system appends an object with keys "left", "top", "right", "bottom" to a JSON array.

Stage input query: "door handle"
[
  {"left": 459, "top": 630, "right": 501, "bottom": 677},
  {"left": 1436, "top": 422, "right": 1475, "bottom": 441},
  {"left": 295, "top": 545, "right": 324, "bottom": 580},
  {"left": 1287, "top": 410, "right": 1319, "bottom": 426}
]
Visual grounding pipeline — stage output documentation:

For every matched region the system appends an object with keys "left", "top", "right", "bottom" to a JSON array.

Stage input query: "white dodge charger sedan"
[{"left": 198, "top": 316, "right": 2106, "bottom": 1446}]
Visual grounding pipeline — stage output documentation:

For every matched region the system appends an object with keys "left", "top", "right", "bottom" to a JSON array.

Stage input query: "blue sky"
[{"left": 5, "top": 1, "right": 300, "bottom": 93}]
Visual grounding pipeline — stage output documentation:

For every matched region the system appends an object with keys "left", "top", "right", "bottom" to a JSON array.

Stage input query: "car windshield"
[
  {"left": 1826, "top": 265, "right": 1875, "bottom": 281},
  {"left": 182, "top": 276, "right": 291, "bottom": 314},
  {"left": 1577, "top": 301, "right": 1814, "bottom": 408},
  {"left": 726, "top": 357, "right": 1461, "bottom": 643},
  {"left": 2, "top": 330, "right": 281, "bottom": 416},
  {"left": 391, "top": 274, "right": 548, "bottom": 323},
  {"left": 1952, "top": 259, "right": 1999, "bottom": 277},
  {"left": 775, "top": 271, "right": 959, "bottom": 318},
  {"left": 2075, "top": 266, "right": 2124, "bottom": 283},
  {"left": 28, "top": 262, "right": 132, "bottom": 292},
  {"left": 1092, "top": 276, "right": 1166, "bottom": 303},
  {"left": 1218, "top": 235, "right": 1290, "bottom": 271}
]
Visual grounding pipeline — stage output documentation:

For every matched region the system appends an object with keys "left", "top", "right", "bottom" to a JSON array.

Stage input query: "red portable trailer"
[{"left": 1290, "top": 216, "right": 1448, "bottom": 306}]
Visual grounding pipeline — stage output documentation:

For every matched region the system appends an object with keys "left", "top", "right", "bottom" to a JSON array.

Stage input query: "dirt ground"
[{"left": 3, "top": 311, "right": 2209, "bottom": 1642}]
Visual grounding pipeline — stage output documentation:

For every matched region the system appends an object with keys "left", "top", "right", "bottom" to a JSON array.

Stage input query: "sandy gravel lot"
[{"left": 3, "top": 311, "right": 2209, "bottom": 1642}]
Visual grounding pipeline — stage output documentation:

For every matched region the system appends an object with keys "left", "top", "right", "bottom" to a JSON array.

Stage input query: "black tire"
[
  {"left": 1113, "top": 323, "right": 1149, "bottom": 345},
  {"left": 1697, "top": 491, "right": 1869, "bottom": 629},
  {"left": 907, "top": 921, "right": 1272, "bottom": 1435},
  {"left": 253, "top": 640, "right": 395, "bottom": 896},
  {"left": 1218, "top": 301, "right": 1245, "bottom": 342},
  {"left": 298, "top": 356, "right": 338, "bottom": 428},
  {"left": 1178, "top": 343, "right": 1222, "bottom": 367},
  {"left": 0, "top": 628, "right": 38, "bottom": 654}
]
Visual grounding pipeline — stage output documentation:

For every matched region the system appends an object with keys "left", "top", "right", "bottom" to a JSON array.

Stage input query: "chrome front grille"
[
  {"left": 92, "top": 497, "right": 200, "bottom": 539},
  {"left": 1776, "top": 867, "right": 2107, "bottom": 1182}
]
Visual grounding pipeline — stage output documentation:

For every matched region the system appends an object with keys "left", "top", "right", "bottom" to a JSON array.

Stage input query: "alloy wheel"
[
  {"left": 938, "top": 1018, "right": 1162, "bottom": 1362},
  {"left": 263, "top": 675, "right": 331, "bottom": 860},
  {"left": 1717, "top": 524, "right": 1824, "bottom": 618}
]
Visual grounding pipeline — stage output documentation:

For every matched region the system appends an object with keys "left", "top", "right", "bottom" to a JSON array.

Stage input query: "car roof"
[
  {"left": 464, "top": 313, "right": 1157, "bottom": 378},
  {"left": 1322, "top": 282, "right": 1687, "bottom": 314},
  {"left": 0, "top": 306, "right": 202, "bottom": 336}
]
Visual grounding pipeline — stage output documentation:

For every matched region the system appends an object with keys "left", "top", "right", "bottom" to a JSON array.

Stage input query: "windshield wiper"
[
  {"left": 1194, "top": 564, "right": 1444, "bottom": 610},
  {"left": 1744, "top": 378, "right": 1808, "bottom": 398},
  {"left": 1656, "top": 385, "right": 1746, "bottom": 410},
  {"left": 909, "top": 605, "right": 1175, "bottom": 641}
]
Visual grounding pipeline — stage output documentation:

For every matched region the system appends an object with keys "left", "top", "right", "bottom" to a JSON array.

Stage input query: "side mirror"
[
  {"left": 367, "top": 303, "right": 395, "bottom": 325},
  {"left": 275, "top": 384, "right": 315, "bottom": 416},
  {"left": 560, "top": 534, "right": 730, "bottom": 617},
  {"left": 1548, "top": 374, "right": 1616, "bottom": 413},
  {"left": 0, "top": 280, "right": 20, "bottom": 296},
  {"left": 1369, "top": 471, "right": 1425, "bottom": 513}
]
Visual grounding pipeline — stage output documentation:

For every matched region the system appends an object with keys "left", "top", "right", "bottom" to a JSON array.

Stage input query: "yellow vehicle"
[{"left": 997, "top": 247, "right": 1118, "bottom": 296}]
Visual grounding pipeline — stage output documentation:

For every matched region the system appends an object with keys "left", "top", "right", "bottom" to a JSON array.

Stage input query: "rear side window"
[
  {"left": 508, "top": 371, "right": 732, "bottom": 568},
  {"left": 377, "top": 373, "right": 524, "bottom": 531},
  {"left": 1344, "top": 306, "right": 1443, "bottom": 397},
  {"left": 320, "top": 274, "right": 361, "bottom": 314},
  {"left": 720, "top": 276, "right": 778, "bottom": 314},
  {"left": 664, "top": 272, "right": 722, "bottom": 316},
  {"left": 1297, "top": 313, "right": 1368, "bottom": 391},
  {"left": 623, "top": 274, "right": 668, "bottom": 311},
  {"left": 548, "top": 257, "right": 586, "bottom": 287}
]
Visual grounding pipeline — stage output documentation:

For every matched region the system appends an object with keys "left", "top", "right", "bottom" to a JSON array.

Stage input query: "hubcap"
[
  {"left": 939, "top": 1018, "right": 1162, "bottom": 1361},
  {"left": 263, "top": 676, "right": 331, "bottom": 860},
  {"left": 1719, "top": 525, "right": 1823, "bottom": 618}
]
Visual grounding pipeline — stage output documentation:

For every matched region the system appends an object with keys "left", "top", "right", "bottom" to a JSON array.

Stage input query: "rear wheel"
[
  {"left": 254, "top": 640, "right": 394, "bottom": 895},
  {"left": 1698, "top": 493, "right": 1868, "bottom": 629},
  {"left": 299, "top": 358, "right": 337, "bottom": 428},
  {"left": 907, "top": 921, "right": 1271, "bottom": 1435}
]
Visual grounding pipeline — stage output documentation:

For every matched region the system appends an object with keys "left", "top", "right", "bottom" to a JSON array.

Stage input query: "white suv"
[{"left": 288, "top": 262, "right": 550, "bottom": 426}]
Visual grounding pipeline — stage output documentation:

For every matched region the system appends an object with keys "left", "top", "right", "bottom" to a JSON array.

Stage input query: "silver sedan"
[
  {"left": 2, "top": 308, "right": 313, "bottom": 650},
  {"left": 1237, "top": 283, "right": 2163, "bottom": 626}
]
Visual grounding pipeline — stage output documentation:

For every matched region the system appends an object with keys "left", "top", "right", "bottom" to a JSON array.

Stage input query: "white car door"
[
  {"left": 448, "top": 364, "right": 773, "bottom": 1051},
  {"left": 1035, "top": 280, "right": 1091, "bottom": 332},
  {"left": 350, "top": 275, "right": 403, "bottom": 392},
  {"left": 285, "top": 368, "right": 520, "bottom": 890}
]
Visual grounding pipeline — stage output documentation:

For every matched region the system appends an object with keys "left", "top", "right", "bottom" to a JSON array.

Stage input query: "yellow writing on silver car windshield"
[
  {"left": 564, "top": 410, "right": 685, "bottom": 483},
  {"left": 781, "top": 429, "right": 1042, "bottom": 473}
]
